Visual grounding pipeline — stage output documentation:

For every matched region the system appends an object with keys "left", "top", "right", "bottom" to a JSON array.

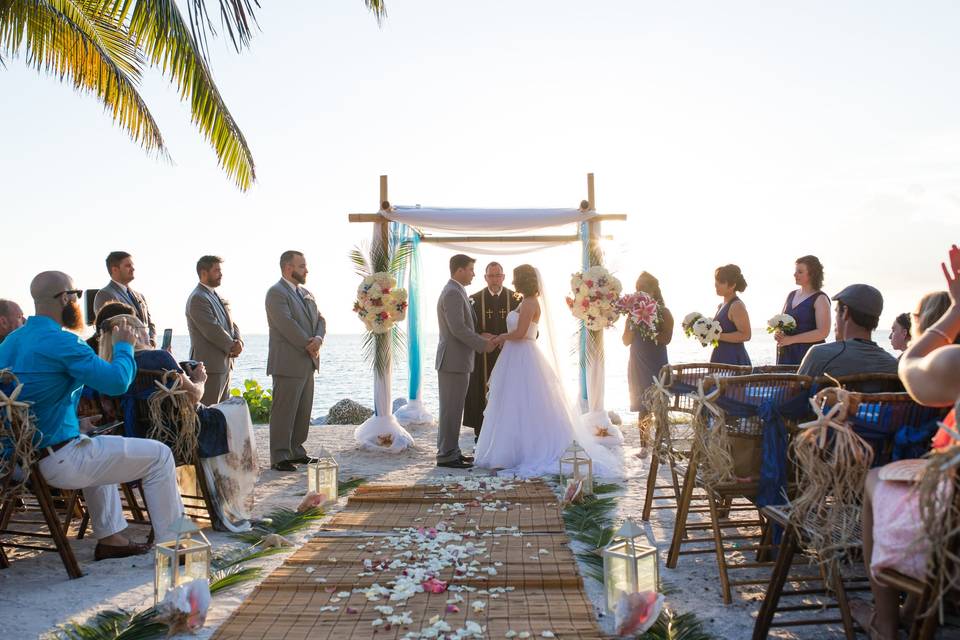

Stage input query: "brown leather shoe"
[{"left": 94, "top": 541, "right": 152, "bottom": 561}]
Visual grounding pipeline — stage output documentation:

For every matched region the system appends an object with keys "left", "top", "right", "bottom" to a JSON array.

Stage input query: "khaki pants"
[{"left": 269, "top": 374, "right": 314, "bottom": 465}]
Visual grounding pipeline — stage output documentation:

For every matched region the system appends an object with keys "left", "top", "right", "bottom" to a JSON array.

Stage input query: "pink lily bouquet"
[
  {"left": 566, "top": 266, "right": 623, "bottom": 331},
  {"left": 353, "top": 271, "right": 408, "bottom": 334},
  {"left": 616, "top": 292, "right": 661, "bottom": 342}
]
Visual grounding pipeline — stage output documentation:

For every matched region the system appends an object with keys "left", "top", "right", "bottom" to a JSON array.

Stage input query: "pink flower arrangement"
[
  {"left": 615, "top": 590, "right": 664, "bottom": 636},
  {"left": 616, "top": 292, "right": 661, "bottom": 342}
]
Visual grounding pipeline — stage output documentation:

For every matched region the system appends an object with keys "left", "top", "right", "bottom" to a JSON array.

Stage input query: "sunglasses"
[{"left": 52, "top": 289, "right": 83, "bottom": 300}]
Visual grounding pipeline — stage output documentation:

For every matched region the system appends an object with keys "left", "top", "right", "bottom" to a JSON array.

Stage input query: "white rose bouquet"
[
  {"left": 682, "top": 311, "right": 722, "bottom": 348},
  {"left": 353, "top": 271, "right": 408, "bottom": 334},
  {"left": 565, "top": 266, "right": 623, "bottom": 331},
  {"left": 766, "top": 313, "right": 797, "bottom": 334}
]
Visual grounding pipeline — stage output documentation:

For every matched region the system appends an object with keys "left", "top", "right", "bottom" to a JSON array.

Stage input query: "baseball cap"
[{"left": 834, "top": 284, "right": 883, "bottom": 318}]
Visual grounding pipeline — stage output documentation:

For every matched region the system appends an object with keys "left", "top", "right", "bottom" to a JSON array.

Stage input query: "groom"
[{"left": 436, "top": 254, "right": 495, "bottom": 469}]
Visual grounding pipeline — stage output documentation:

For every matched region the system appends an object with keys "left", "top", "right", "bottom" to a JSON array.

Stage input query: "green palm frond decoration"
[
  {"left": 54, "top": 608, "right": 166, "bottom": 640},
  {"left": 592, "top": 482, "right": 621, "bottom": 495},
  {"left": 230, "top": 506, "right": 325, "bottom": 544},
  {"left": 338, "top": 476, "right": 367, "bottom": 496},
  {"left": 640, "top": 609, "right": 715, "bottom": 640},
  {"left": 212, "top": 545, "right": 288, "bottom": 570},
  {"left": 209, "top": 565, "right": 261, "bottom": 594}
]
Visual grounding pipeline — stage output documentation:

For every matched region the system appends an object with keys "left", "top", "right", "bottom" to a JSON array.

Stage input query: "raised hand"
[{"left": 942, "top": 244, "right": 960, "bottom": 306}]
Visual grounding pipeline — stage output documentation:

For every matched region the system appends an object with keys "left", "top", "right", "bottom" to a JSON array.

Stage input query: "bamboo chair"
[
  {"left": 665, "top": 373, "right": 815, "bottom": 604},
  {"left": 753, "top": 390, "right": 948, "bottom": 639},
  {"left": 642, "top": 362, "right": 753, "bottom": 521}
]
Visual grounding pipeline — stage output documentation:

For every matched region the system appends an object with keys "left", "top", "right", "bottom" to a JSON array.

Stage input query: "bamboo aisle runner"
[{"left": 213, "top": 478, "right": 606, "bottom": 639}]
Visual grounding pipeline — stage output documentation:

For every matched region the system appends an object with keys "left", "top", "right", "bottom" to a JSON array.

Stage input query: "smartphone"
[{"left": 161, "top": 328, "right": 173, "bottom": 350}]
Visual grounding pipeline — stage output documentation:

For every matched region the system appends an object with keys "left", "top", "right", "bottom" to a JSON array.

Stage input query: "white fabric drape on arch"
[{"left": 384, "top": 207, "right": 595, "bottom": 234}]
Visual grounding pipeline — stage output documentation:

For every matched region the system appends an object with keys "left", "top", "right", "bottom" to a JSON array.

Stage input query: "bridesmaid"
[
  {"left": 774, "top": 255, "right": 831, "bottom": 365},
  {"left": 622, "top": 272, "right": 674, "bottom": 449},
  {"left": 711, "top": 264, "right": 751, "bottom": 366}
]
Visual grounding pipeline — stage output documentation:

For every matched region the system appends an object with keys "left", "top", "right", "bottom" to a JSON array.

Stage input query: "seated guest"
[
  {"left": 0, "top": 271, "right": 182, "bottom": 557},
  {"left": 711, "top": 264, "right": 752, "bottom": 366},
  {"left": 855, "top": 247, "right": 960, "bottom": 639},
  {"left": 774, "top": 255, "right": 831, "bottom": 365},
  {"left": 93, "top": 251, "right": 157, "bottom": 347},
  {"left": 0, "top": 299, "right": 25, "bottom": 344},
  {"left": 797, "top": 284, "right": 898, "bottom": 379},
  {"left": 889, "top": 312, "right": 911, "bottom": 355}
]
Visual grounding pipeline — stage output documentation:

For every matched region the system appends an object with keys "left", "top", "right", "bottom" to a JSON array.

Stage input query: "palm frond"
[
  {"left": 364, "top": 0, "right": 386, "bottom": 26},
  {"left": 230, "top": 506, "right": 324, "bottom": 544},
  {"left": 640, "top": 609, "right": 716, "bottom": 640},
  {"left": 349, "top": 245, "right": 372, "bottom": 278},
  {"left": 338, "top": 476, "right": 367, "bottom": 496},
  {"left": 55, "top": 608, "right": 167, "bottom": 640},
  {"left": 1, "top": 0, "right": 167, "bottom": 156},
  {"left": 209, "top": 565, "right": 261, "bottom": 594},
  {"left": 186, "top": 0, "right": 260, "bottom": 58},
  {"left": 575, "top": 551, "right": 605, "bottom": 583},
  {"left": 212, "top": 545, "right": 288, "bottom": 570},
  {"left": 387, "top": 239, "right": 413, "bottom": 275},
  {"left": 95, "top": 0, "right": 256, "bottom": 190},
  {"left": 592, "top": 482, "right": 621, "bottom": 495}
]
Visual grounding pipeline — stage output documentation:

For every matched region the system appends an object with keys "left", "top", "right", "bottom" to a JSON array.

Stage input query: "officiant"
[{"left": 464, "top": 262, "right": 521, "bottom": 439}]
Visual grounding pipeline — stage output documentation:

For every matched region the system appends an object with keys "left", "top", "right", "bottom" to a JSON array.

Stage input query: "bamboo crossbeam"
[
  {"left": 418, "top": 233, "right": 613, "bottom": 244},
  {"left": 348, "top": 212, "right": 628, "bottom": 223}
]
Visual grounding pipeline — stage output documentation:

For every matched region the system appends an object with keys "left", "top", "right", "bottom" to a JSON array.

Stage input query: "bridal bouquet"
[
  {"left": 353, "top": 272, "right": 408, "bottom": 334},
  {"left": 682, "top": 312, "right": 722, "bottom": 348},
  {"left": 766, "top": 313, "right": 797, "bottom": 334},
  {"left": 616, "top": 292, "right": 661, "bottom": 342},
  {"left": 566, "top": 266, "right": 623, "bottom": 331}
]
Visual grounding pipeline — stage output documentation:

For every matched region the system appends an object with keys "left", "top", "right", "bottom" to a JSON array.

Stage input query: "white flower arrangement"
[
  {"left": 682, "top": 311, "right": 722, "bottom": 348},
  {"left": 766, "top": 313, "right": 797, "bottom": 334},
  {"left": 565, "top": 266, "right": 623, "bottom": 331},
  {"left": 353, "top": 271, "right": 408, "bottom": 334}
]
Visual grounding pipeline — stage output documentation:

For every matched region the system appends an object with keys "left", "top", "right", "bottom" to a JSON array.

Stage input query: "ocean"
[{"left": 168, "top": 330, "right": 896, "bottom": 423}]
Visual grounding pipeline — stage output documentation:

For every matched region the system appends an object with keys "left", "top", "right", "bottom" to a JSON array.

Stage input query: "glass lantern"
[
  {"left": 559, "top": 440, "right": 593, "bottom": 495},
  {"left": 154, "top": 515, "right": 212, "bottom": 604},
  {"left": 602, "top": 519, "right": 659, "bottom": 613},
  {"left": 307, "top": 448, "right": 339, "bottom": 505}
]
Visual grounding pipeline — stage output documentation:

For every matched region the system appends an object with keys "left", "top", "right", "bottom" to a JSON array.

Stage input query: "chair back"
[
  {"left": 0, "top": 369, "right": 39, "bottom": 500},
  {"left": 752, "top": 364, "right": 800, "bottom": 374},
  {"left": 816, "top": 372, "right": 905, "bottom": 394},
  {"left": 663, "top": 362, "right": 752, "bottom": 413}
]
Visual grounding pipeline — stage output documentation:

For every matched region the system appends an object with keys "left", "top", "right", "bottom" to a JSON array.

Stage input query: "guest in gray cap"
[{"left": 797, "top": 283, "right": 898, "bottom": 380}]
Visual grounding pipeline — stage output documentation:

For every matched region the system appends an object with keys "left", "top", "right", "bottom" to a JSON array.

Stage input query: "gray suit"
[
  {"left": 94, "top": 281, "right": 156, "bottom": 345},
  {"left": 266, "top": 279, "right": 326, "bottom": 465},
  {"left": 435, "top": 279, "right": 489, "bottom": 463},
  {"left": 185, "top": 284, "right": 242, "bottom": 405}
]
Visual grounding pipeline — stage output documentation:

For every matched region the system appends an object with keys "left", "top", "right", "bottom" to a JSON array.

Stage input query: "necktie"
[{"left": 125, "top": 288, "right": 144, "bottom": 321}]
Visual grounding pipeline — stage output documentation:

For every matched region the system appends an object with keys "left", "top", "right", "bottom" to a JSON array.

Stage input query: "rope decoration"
[
  {"left": 641, "top": 369, "right": 674, "bottom": 456},
  {"left": 788, "top": 388, "right": 873, "bottom": 573},
  {"left": 689, "top": 377, "right": 735, "bottom": 488},
  {"left": 0, "top": 369, "right": 39, "bottom": 499},
  {"left": 145, "top": 370, "right": 200, "bottom": 465},
  {"left": 916, "top": 404, "right": 960, "bottom": 622}
]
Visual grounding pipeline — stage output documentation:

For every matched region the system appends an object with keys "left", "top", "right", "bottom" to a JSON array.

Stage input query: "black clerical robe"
[{"left": 463, "top": 287, "right": 521, "bottom": 432}]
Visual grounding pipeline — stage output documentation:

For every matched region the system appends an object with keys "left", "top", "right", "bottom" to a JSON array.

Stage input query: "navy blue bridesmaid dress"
[
  {"left": 710, "top": 297, "right": 751, "bottom": 366},
  {"left": 776, "top": 290, "right": 828, "bottom": 365}
]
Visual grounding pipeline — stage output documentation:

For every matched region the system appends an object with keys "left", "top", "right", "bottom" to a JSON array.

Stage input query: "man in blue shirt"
[{"left": 0, "top": 271, "right": 183, "bottom": 559}]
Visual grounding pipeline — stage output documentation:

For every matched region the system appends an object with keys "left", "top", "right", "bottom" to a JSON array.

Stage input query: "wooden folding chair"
[
  {"left": 753, "top": 389, "right": 947, "bottom": 639},
  {"left": 665, "top": 373, "right": 815, "bottom": 604}
]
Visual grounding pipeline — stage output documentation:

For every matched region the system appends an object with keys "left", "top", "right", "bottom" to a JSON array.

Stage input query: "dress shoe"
[
  {"left": 459, "top": 454, "right": 474, "bottom": 463},
  {"left": 289, "top": 456, "right": 316, "bottom": 464},
  {"left": 437, "top": 459, "right": 474, "bottom": 469},
  {"left": 94, "top": 540, "right": 151, "bottom": 561},
  {"left": 271, "top": 460, "right": 298, "bottom": 472}
]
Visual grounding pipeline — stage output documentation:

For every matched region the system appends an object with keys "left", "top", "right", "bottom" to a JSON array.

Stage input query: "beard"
[
  {"left": 291, "top": 270, "right": 306, "bottom": 285},
  {"left": 61, "top": 301, "right": 85, "bottom": 332}
]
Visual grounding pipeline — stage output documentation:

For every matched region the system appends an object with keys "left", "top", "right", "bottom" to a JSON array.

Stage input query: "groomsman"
[
  {"left": 94, "top": 251, "right": 156, "bottom": 345},
  {"left": 185, "top": 255, "right": 243, "bottom": 405},
  {"left": 463, "top": 262, "right": 520, "bottom": 439},
  {"left": 265, "top": 250, "right": 326, "bottom": 472}
]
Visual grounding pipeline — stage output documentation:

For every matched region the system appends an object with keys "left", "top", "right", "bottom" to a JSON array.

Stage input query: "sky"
[{"left": 2, "top": 0, "right": 959, "bottom": 336}]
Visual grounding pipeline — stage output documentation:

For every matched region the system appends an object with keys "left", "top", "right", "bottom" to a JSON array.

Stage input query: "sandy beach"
[{"left": 1, "top": 418, "right": 848, "bottom": 639}]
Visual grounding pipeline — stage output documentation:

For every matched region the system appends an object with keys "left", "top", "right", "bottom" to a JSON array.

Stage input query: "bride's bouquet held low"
[
  {"left": 615, "top": 292, "right": 661, "bottom": 341},
  {"left": 682, "top": 312, "right": 722, "bottom": 348},
  {"left": 353, "top": 272, "right": 408, "bottom": 334},
  {"left": 566, "top": 266, "right": 623, "bottom": 331},
  {"left": 766, "top": 313, "right": 797, "bottom": 334}
]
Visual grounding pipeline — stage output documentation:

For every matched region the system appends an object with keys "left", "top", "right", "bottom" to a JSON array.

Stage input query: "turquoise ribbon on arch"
[{"left": 390, "top": 222, "right": 424, "bottom": 402}]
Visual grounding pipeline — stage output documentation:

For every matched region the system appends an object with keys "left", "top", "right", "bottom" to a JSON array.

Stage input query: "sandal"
[{"left": 849, "top": 599, "right": 900, "bottom": 640}]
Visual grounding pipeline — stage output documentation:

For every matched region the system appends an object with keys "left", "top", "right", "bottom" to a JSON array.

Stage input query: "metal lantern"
[
  {"left": 559, "top": 440, "right": 593, "bottom": 495},
  {"left": 602, "top": 519, "right": 659, "bottom": 613},
  {"left": 307, "top": 448, "right": 339, "bottom": 505},
  {"left": 154, "top": 515, "right": 212, "bottom": 604}
]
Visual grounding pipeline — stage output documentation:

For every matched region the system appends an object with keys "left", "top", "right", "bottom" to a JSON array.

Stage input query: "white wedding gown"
[{"left": 474, "top": 309, "right": 622, "bottom": 478}]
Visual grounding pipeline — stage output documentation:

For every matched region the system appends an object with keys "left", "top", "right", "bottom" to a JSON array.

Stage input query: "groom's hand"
[
  {"left": 483, "top": 338, "right": 496, "bottom": 353},
  {"left": 480, "top": 332, "right": 494, "bottom": 340}
]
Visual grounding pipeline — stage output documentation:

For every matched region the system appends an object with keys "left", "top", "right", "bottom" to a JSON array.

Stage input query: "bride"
[{"left": 474, "top": 264, "right": 622, "bottom": 478}]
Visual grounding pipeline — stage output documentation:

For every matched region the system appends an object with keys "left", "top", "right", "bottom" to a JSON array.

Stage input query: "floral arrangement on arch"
[
  {"left": 566, "top": 266, "right": 623, "bottom": 331},
  {"left": 616, "top": 292, "right": 661, "bottom": 342},
  {"left": 353, "top": 272, "right": 408, "bottom": 334}
]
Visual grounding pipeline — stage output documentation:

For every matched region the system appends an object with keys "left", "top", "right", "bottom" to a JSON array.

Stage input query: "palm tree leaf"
[
  {"left": 54, "top": 608, "right": 167, "bottom": 640},
  {"left": 349, "top": 246, "right": 372, "bottom": 278},
  {"left": 338, "top": 476, "right": 367, "bottom": 496},
  {"left": 364, "top": 0, "right": 386, "bottom": 26},
  {"left": 1, "top": 0, "right": 167, "bottom": 155},
  {"left": 640, "top": 609, "right": 716, "bottom": 640},
  {"left": 230, "top": 506, "right": 324, "bottom": 544},
  {"left": 95, "top": 0, "right": 256, "bottom": 190},
  {"left": 211, "top": 545, "right": 288, "bottom": 570},
  {"left": 209, "top": 565, "right": 261, "bottom": 594},
  {"left": 186, "top": 0, "right": 259, "bottom": 58}
]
